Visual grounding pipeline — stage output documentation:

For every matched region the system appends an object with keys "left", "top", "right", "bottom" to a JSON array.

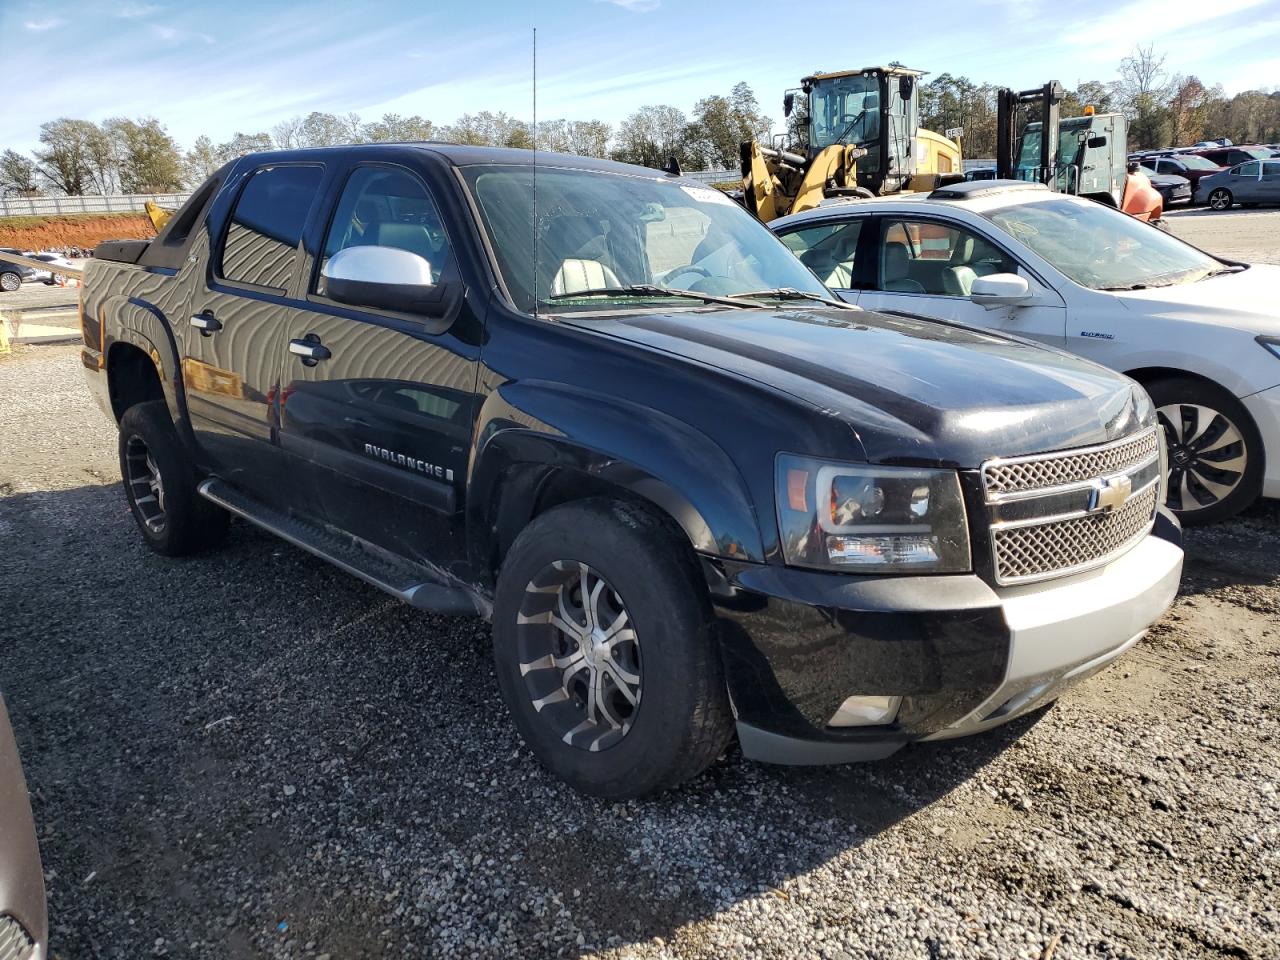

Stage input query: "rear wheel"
[
  {"left": 492, "top": 498, "right": 733, "bottom": 798},
  {"left": 1208, "top": 188, "right": 1233, "bottom": 211},
  {"left": 118, "top": 400, "right": 229, "bottom": 556},
  {"left": 1147, "top": 377, "right": 1263, "bottom": 525}
]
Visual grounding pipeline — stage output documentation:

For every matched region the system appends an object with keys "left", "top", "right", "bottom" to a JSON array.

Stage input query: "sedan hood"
[
  {"left": 1116, "top": 263, "right": 1280, "bottom": 336},
  {"left": 565, "top": 306, "right": 1151, "bottom": 467}
]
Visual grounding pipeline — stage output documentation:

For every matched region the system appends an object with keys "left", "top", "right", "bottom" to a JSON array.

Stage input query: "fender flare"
[
  {"left": 468, "top": 380, "right": 766, "bottom": 571},
  {"left": 102, "top": 295, "right": 195, "bottom": 444}
]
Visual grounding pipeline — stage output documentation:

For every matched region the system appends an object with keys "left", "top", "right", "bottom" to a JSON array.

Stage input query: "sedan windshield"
[
  {"left": 1178, "top": 154, "right": 1221, "bottom": 171},
  {"left": 983, "top": 197, "right": 1222, "bottom": 290},
  {"left": 462, "top": 164, "right": 831, "bottom": 314}
]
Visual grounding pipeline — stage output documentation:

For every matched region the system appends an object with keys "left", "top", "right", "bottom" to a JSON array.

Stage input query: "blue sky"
[{"left": 2, "top": 0, "right": 1278, "bottom": 155}]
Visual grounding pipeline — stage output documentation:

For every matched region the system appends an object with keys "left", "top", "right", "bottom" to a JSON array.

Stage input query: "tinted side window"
[
  {"left": 316, "top": 165, "right": 453, "bottom": 300},
  {"left": 218, "top": 165, "right": 323, "bottom": 291},
  {"left": 1263, "top": 161, "right": 1280, "bottom": 177},
  {"left": 1237, "top": 161, "right": 1261, "bottom": 177}
]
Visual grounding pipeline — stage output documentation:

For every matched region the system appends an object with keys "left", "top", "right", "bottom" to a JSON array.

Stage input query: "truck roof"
[{"left": 230, "top": 142, "right": 668, "bottom": 180}]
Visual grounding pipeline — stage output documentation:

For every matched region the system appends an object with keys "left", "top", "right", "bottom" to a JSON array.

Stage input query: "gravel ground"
[{"left": 1, "top": 213, "right": 1279, "bottom": 960}]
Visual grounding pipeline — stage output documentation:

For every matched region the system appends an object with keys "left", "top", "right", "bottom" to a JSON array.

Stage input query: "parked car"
[
  {"left": 1139, "top": 168, "right": 1192, "bottom": 206},
  {"left": 1138, "top": 153, "right": 1225, "bottom": 195},
  {"left": 0, "top": 248, "right": 36, "bottom": 292},
  {"left": 1194, "top": 159, "right": 1280, "bottom": 209},
  {"left": 771, "top": 180, "right": 1280, "bottom": 523},
  {"left": 964, "top": 167, "right": 997, "bottom": 181},
  {"left": 0, "top": 694, "right": 47, "bottom": 960},
  {"left": 1190, "top": 144, "right": 1272, "bottom": 167},
  {"left": 81, "top": 145, "right": 1183, "bottom": 798},
  {"left": 25, "top": 252, "right": 75, "bottom": 285}
]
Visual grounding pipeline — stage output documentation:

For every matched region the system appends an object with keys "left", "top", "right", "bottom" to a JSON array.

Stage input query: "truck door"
[
  {"left": 276, "top": 160, "right": 480, "bottom": 575},
  {"left": 182, "top": 162, "right": 326, "bottom": 505}
]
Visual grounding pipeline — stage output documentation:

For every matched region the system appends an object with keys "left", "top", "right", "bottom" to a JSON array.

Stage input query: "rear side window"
[
  {"left": 1262, "top": 161, "right": 1280, "bottom": 177},
  {"left": 218, "top": 165, "right": 323, "bottom": 291}
]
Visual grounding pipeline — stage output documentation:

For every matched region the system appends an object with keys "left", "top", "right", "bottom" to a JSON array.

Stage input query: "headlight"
[
  {"left": 1260, "top": 336, "right": 1280, "bottom": 361},
  {"left": 775, "top": 454, "right": 971, "bottom": 573}
]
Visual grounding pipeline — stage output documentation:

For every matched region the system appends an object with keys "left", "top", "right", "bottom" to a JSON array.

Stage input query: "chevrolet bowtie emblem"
[{"left": 1088, "top": 474, "right": 1133, "bottom": 514}]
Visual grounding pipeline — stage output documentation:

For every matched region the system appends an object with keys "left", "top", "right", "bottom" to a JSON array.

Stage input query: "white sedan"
[
  {"left": 770, "top": 181, "right": 1280, "bottom": 523},
  {"left": 26, "top": 252, "right": 76, "bottom": 285}
]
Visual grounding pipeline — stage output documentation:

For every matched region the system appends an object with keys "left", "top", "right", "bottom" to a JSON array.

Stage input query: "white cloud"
[
  {"left": 150, "top": 24, "right": 215, "bottom": 44},
  {"left": 23, "top": 18, "right": 66, "bottom": 31},
  {"left": 594, "top": 0, "right": 661, "bottom": 11}
]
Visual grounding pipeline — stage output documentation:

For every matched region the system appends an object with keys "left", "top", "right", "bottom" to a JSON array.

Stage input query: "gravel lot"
[{"left": 1, "top": 211, "right": 1278, "bottom": 960}]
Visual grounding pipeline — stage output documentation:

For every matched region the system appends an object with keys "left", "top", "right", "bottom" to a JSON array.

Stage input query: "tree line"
[
  {"left": 0, "top": 81, "right": 770, "bottom": 198},
  {"left": 920, "top": 46, "right": 1280, "bottom": 159},
  {"left": 3, "top": 52, "right": 1276, "bottom": 199}
]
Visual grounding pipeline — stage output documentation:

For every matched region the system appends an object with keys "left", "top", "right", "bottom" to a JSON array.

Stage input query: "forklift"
[
  {"left": 740, "top": 64, "right": 962, "bottom": 222},
  {"left": 995, "top": 81, "right": 1163, "bottom": 223}
]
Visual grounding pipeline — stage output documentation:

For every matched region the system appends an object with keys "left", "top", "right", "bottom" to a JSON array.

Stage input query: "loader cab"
[{"left": 798, "top": 66, "right": 923, "bottom": 194}]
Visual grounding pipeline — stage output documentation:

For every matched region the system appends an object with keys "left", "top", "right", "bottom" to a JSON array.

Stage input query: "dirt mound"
[{"left": 0, "top": 214, "right": 154, "bottom": 252}]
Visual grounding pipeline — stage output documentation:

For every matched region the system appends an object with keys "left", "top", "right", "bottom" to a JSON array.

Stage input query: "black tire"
[
  {"left": 1146, "top": 376, "right": 1264, "bottom": 525},
  {"left": 0, "top": 271, "right": 20, "bottom": 293},
  {"left": 1208, "top": 188, "right": 1233, "bottom": 211},
  {"left": 118, "top": 400, "right": 229, "bottom": 556},
  {"left": 492, "top": 498, "right": 733, "bottom": 799}
]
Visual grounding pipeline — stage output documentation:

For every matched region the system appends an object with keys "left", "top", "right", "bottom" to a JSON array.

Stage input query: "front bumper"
[
  {"left": 707, "top": 509, "right": 1183, "bottom": 764},
  {"left": 1242, "top": 383, "right": 1280, "bottom": 500}
]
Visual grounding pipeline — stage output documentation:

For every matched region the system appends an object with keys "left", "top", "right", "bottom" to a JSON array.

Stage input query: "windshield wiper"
[
  {"left": 546, "top": 284, "right": 760, "bottom": 309},
  {"left": 1202, "top": 265, "right": 1246, "bottom": 279},
  {"left": 735, "top": 287, "right": 861, "bottom": 310}
]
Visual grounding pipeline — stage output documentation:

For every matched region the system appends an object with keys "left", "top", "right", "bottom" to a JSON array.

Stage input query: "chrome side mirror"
[
  {"left": 970, "top": 273, "right": 1031, "bottom": 309},
  {"left": 322, "top": 245, "right": 455, "bottom": 317}
]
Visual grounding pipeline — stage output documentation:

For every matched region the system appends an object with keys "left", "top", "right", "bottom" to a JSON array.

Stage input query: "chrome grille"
[
  {"left": 983, "top": 428, "right": 1161, "bottom": 585},
  {"left": 993, "top": 484, "right": 1158, "bottom": 583},
  {"left": 983, "top": 430, "right": 1160, "bottom": 496},
  {"left": 0, "top": 916, "right": 34, "bottom": 960}
]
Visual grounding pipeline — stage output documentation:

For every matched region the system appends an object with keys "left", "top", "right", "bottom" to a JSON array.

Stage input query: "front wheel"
[
  {"left": 492, "top": 499, "right": 733, "bottom": 798},
  {"left": 1148, "top": 377, "right": 1263, "bottom": 525},
  {"left": 1208, "top": 188, "right": 1233, "bottom": 211},
  {"left": 0, "top": 272, "right": 20, "bottom": 292}
]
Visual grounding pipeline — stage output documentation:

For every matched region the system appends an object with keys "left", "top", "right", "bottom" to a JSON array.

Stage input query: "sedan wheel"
[
  {"left": 1158, "top": 402, "right": 1249, "bottom": 516},
  {"left": 0, "top": 272, "right": 20, "bottom": 292},
  {"left": 1208, "top": 188, "right": 1233, "bottom": 211}
]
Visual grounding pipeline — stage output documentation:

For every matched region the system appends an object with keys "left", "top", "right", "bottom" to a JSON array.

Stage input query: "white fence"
[
  {"left": 0, "top": 193, "right": 191, "bottom": 218},
  {"left": 682, "top": 168, "right": 739, "bottom": 186}
]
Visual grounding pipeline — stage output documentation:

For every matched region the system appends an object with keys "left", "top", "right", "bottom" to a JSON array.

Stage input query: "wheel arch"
[
  {"left": 468, "top": 383, "right": 766, "bottom": 583},
  {"left": 100, "top": 295, "right": 197, "bottom": 448}
]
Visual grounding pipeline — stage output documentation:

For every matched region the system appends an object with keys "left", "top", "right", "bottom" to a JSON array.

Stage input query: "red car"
[
  {"left": 1140, "top": 153, "right": 1225, "bottom": 194},
  {"left": 1188, "top": 144, "right": 1272, "bottom": 167}
]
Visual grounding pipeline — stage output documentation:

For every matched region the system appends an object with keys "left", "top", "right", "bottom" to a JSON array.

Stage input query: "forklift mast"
[{"left": 996, "top": 81, "right": 1064, "bottom": 183}]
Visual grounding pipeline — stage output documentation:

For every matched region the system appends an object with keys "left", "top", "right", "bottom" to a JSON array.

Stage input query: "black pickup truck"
[{"left": 82, "top": 144, "right": 1183, "bottom": 798}]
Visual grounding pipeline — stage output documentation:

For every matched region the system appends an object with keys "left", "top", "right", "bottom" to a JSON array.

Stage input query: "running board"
[{"left": 197, "top": 478, "right": 486, "bottom": 617}]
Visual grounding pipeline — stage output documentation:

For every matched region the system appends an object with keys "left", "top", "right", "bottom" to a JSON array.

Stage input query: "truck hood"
[
  {"left": 1115, "top": 263, "right": 1280, "bottom": 336},
  {"left": 564, "top": 306, "right": 1151, "bottom": 467}
]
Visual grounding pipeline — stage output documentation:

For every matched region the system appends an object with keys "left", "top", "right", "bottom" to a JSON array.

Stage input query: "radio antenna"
[{"left": 532, "top": 26, "right": 538, "bottom": 318}]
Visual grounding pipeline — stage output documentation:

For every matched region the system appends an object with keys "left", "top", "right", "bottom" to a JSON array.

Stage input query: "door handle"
[
  {"left": 190, "top": 313, "right": 222, "bottom": 334},
  {"left": 288, "top": 336, "right": 331, "bottom": 365}
]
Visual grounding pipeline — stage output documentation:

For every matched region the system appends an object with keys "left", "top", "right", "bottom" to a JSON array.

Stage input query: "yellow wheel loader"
[{"left": 741, "top": 65, "right": 963, "bottom": 222}]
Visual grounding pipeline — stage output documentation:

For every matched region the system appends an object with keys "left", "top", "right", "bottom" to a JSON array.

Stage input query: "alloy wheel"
[
  {"left": 514, "top": 560, "right": 642, "bottom": 752},
  {"left": 0, "top": 273, "right": 19, "bottom": 292},
  {"left": 1209, "top": 189, "right": 1231, "bottom": 211},
  {"left": 1157, "top": 402, "right": 1248, "bottom": 514},
  {"left": 123, "top": 434, "right": 167, "bottom": 533}
]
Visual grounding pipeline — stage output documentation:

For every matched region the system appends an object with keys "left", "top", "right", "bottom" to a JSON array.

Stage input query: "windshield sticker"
[{"left": 680, "top": 184, "right": 736, "bottom": 206}]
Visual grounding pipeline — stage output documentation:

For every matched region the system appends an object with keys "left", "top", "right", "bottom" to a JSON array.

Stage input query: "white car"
[
  {"left": 770, "top": 180, "right": 1280, "bottom": 523},
  {"left": 27, "top": 251, "right": 75, "bottom": 285}
]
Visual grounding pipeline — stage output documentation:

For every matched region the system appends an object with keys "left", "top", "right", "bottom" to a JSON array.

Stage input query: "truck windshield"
[
  {"left": 984, "top": 197, "right": 1222, "bottom": 290},
  {"left": 462, "top": 164, "right": 831, "bottom": 314},
  {"left": 809, "top": 75, "right": 881, "bottom": 150},
  {"left": 1017, "top": 121, "right": 1089, "bottom": 172}
]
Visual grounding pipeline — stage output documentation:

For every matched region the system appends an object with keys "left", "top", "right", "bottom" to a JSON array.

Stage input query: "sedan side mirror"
[
  {"left": 970, "top": 273, "right": 1031, "bottom": 309},
  {"left": 321, "top": 245, "right": 457, "bottom": 318}
]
